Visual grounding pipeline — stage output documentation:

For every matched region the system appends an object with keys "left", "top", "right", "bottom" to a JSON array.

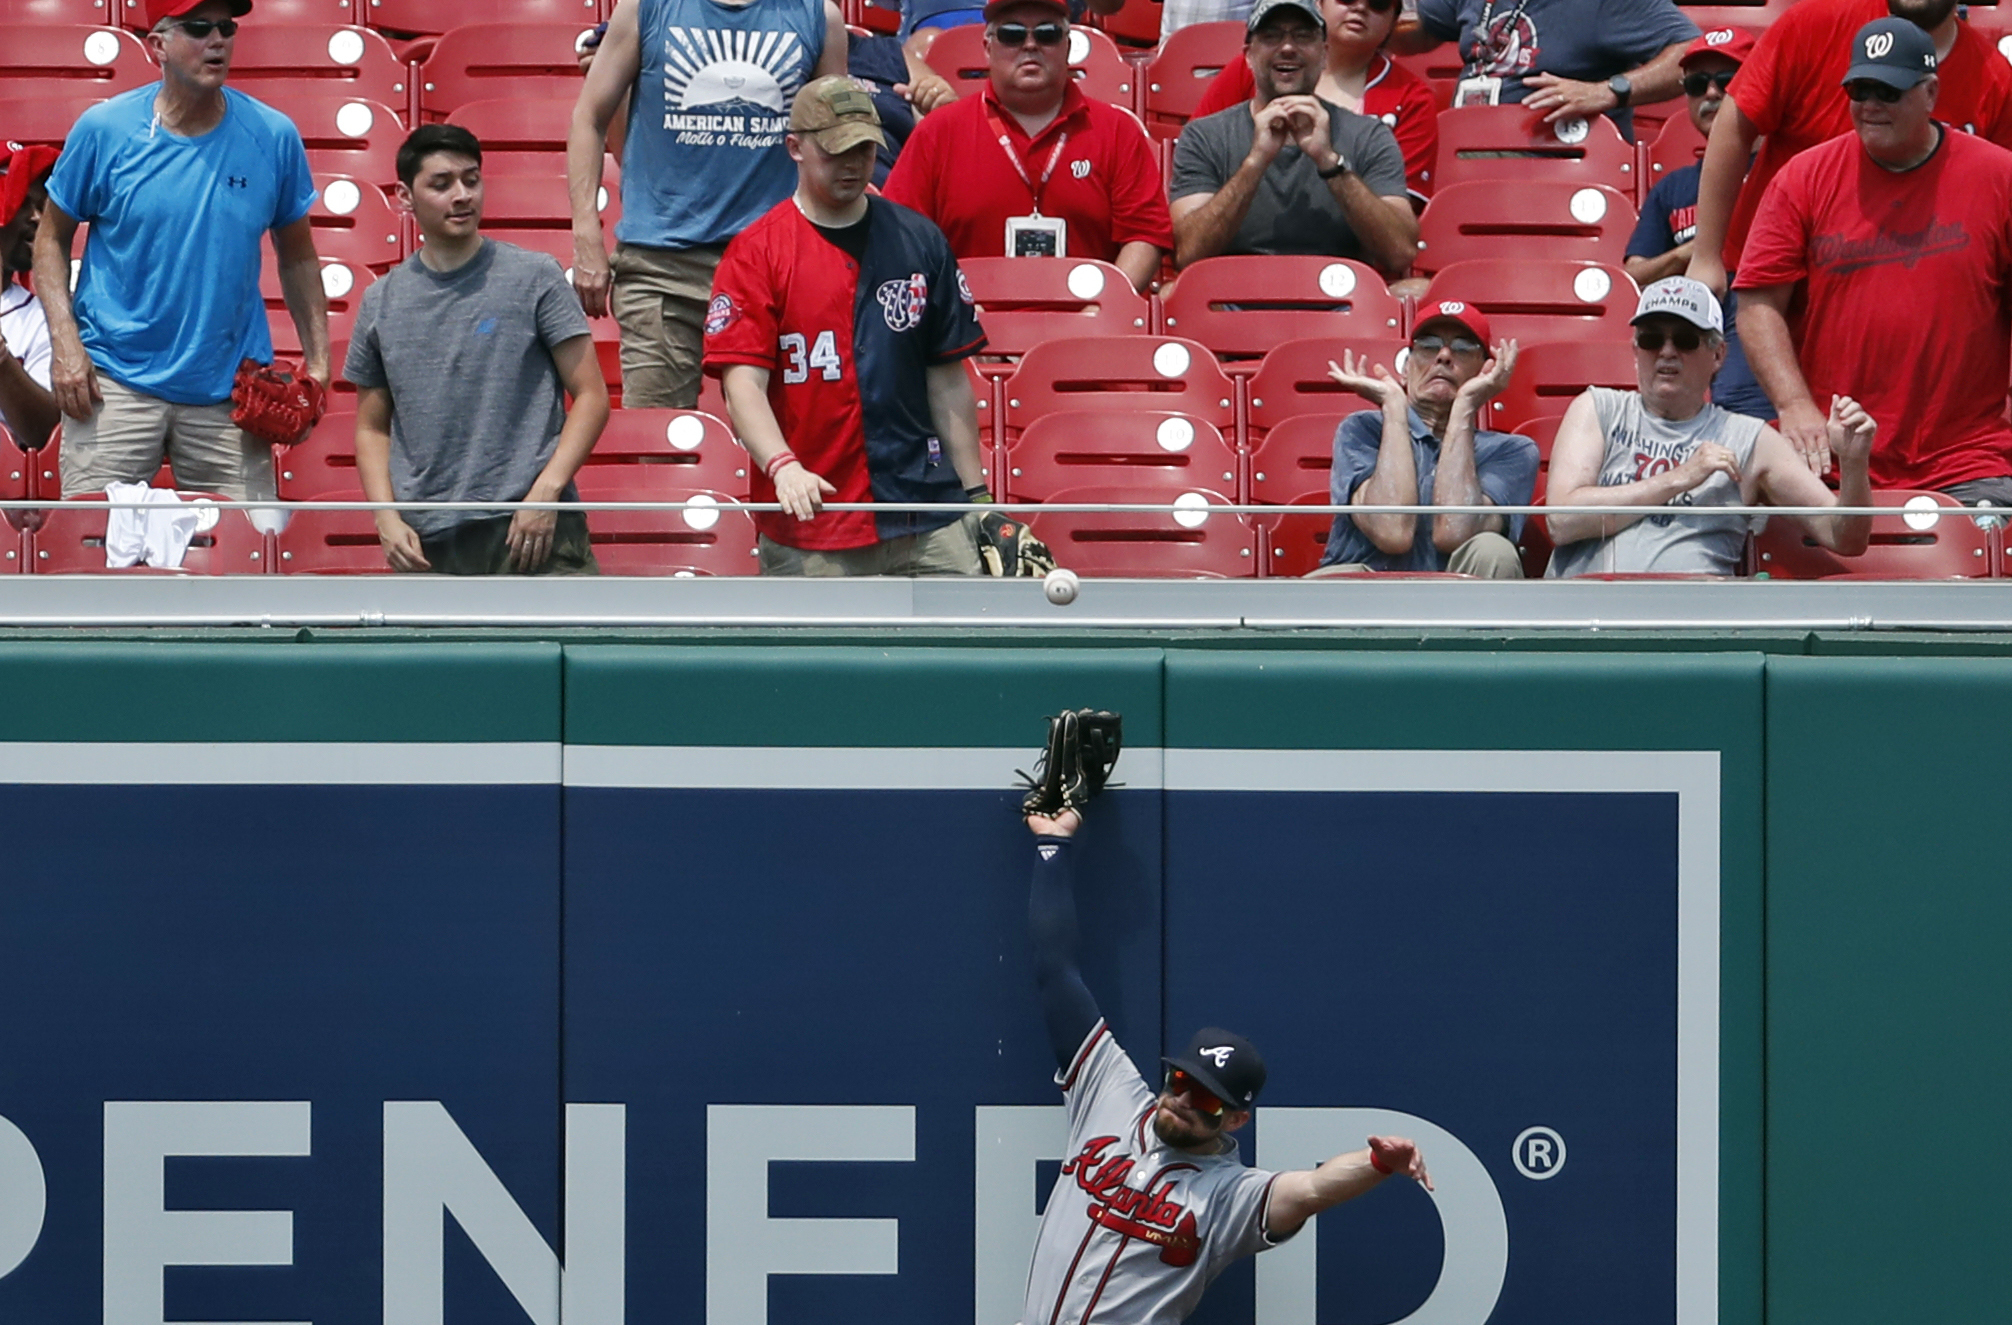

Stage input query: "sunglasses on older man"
[
  {"left": 1635, "top": 325, "right": 1704, "bottom": 353},
  {"left": 994, "top": 21, "right": 1067, "bottom": 46},
  {"left": 1844, "top": 80, "right": 1907, "bottom": 103},
  {"left": 1682, "top": 70, "right": 1735, "bottom": 97},
  {"left": 171, "top": 17, "right": 239, "bottom": 37}
]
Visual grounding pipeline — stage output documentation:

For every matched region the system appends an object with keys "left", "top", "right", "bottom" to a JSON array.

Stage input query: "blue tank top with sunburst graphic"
[{"left": 621, "top": 0, "right": 827, "bottom": 249}]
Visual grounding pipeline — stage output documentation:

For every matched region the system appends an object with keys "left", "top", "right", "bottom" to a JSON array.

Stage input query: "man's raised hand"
[{"left": 1326, "top": 348, "right": 1405, "bottom": 408}]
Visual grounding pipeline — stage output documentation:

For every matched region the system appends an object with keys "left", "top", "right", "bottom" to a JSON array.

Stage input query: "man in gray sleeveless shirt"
[{"left": 1547, "top": 276, "right": 1874, "bottom": 576}]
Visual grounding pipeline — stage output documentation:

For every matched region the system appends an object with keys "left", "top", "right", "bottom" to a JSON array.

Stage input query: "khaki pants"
[
  {"left": 1306, "top": 531, "right": 1524, "bottom": 579},
  {"left": 61, "top": 375, "right": 275, "bottom": 500},
  {"left": 758, "top": 517, "right": 982, "bottom": 577},
  {"left": 416, "top": 511, "right": 600, "bottom": 576},
  {"left": 610, "top": 241, "right": 723, "bottom": 409}
]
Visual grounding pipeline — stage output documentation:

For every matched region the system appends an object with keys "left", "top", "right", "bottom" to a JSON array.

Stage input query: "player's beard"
[{"left": 1151, "top": 1101, "right": 1221, "bottom": 1149}]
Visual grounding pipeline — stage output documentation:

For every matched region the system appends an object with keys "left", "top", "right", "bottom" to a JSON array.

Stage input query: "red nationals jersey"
[{"left": 704, "top": 196, "right": 987, "bottom": 550}]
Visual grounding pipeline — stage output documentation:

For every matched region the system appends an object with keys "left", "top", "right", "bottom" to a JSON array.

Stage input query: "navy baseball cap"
[
  {"left": 1164, "top": 1027, "right": 1267, "bottom": 1111},
  {"left": 1842, "top": 17, "right": 1937, "bottom": 91},
  {"left": 1246, "top": 0, "right": 1324, "bottom": 38}
]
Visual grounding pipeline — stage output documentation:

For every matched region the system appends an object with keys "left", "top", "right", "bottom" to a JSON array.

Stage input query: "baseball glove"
[
  {"left": 1019, "top": 708, "right": 1124, "bottom": 817},
  {"left": 231, "top": 357, "right": 326, "bottom": 448},
  {"left": 974, "top": 509, "right": 1057, "bottom": 578}
]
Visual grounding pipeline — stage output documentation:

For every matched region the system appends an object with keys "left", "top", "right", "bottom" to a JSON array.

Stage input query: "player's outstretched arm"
[
  {"left": 1265, "top": 1136, "right": 1432, "bottom": 1239},
  {"left": 1027, "top": 811, "right": 1104, "bottom": 1073}
]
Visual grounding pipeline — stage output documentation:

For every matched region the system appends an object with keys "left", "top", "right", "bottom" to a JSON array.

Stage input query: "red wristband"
[
  {"left": 764, "top": 451, "right": 799, "bottom": 479},
  {"left": 1368, "top": 1149, "right": 1392, "bottom": 1175}
]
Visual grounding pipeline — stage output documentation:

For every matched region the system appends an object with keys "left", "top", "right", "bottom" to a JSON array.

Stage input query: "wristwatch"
[
  {"left": 1607, "top": 74, "right": 1633, "bottom": 108},
  {"left": 1317, "top": 153, "right": 1350, "bottom": 179}
]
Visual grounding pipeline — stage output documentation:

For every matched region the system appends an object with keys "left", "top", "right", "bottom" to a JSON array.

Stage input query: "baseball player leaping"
[{"left": 1016, "top": 710, "right": 1432, "bottom": 1325}]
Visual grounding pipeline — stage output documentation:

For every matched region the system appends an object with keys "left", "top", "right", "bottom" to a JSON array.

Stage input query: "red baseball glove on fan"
[{"left": 231, "top": 357, "right": 326, "bottom": 447}]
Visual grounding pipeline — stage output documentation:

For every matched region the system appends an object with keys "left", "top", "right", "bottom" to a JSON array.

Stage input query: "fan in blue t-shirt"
[{"left": 1625, "top": 26, "right": 1770, "bottom": 418}]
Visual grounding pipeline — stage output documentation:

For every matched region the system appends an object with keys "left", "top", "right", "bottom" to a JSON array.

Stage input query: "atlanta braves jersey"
[
  {"left": 1023, "top": 1021, "right": 1290, "bottom": 1325},
  {"left": 704, "top": 196, "right": 987, "bottom": 549}
]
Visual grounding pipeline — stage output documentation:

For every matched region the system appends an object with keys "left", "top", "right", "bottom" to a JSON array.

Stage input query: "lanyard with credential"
[{"left": 982, "top": 102, "right": 1069, "bottom": 219}]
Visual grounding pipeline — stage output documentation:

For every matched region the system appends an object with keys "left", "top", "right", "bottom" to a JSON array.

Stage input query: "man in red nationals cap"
[
  {"left": 1315, "top": 301, "right": 1537, "bottom": 575},
  {"left": 0, "top": 142, "right": 62, "bottom": 455},
  {"left": 35, "top": 0, "right": 327, "bottom": 502}
]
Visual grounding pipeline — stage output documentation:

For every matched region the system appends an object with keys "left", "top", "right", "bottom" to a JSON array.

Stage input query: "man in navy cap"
[
  {"left": 1735, "top": 16, "right": 2012, "bottom": 502},
  {"left": 1016, "top": 790, "right": 1432, "bottom": 1325}
]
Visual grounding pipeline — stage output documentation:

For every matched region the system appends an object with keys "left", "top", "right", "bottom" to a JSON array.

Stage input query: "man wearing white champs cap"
[{"left": 1546, "top": 276, "right": 1875, "bottom": 577}]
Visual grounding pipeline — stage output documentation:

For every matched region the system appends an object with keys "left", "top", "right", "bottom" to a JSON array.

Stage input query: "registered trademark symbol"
[{"left": 1512, "top": 1126, "right": 1566, "bottom": 1179}]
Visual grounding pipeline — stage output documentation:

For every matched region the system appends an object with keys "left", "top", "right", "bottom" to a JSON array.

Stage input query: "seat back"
[
  {"left": 1414, "top": 181, "right": 1637, "bottom": 273},
  {"left": 303, "top": 175, "right": 408, "bottom": 270},
  {"left": 582, "top": 409, "right": 751, "bottom": 499},
  {"left": 1002, "top": 336, "right": 1235, "bottom": 442},
  {"left": 924, "top": 23, "right": 1136, "bottom": 111},
  {"left": 1248, "top": 412, "right": 1344, "bottom": 505},
  {"left": 1481, "top": 339, "right": 1637, "bottom": 431},
  {"left": 1643, "top": 112, "right": 1708, "bottom": 190},
  {"left": 571, "top": 470, "right": 759, "bottom": 576},
  {"left": 419, "top": 22, "right": 602, "bottom": 118},
  {"left": 264, "top": 93, "right": 408, "bottom": 190},
  {"left": 249, "top": 0, "right": 363, "bottom": 23},
  {"left": 1752, "top": 491, "right": 1996, "bottom": 580},
  {"left": 1673, "top": 0, "right": 1795, "bottom": 29},
  {"left": 0, "top": 94, "right": 111, "bottom": 148},
  {"left": 262, "top": 257, "right": 376, "bottom": 354},
  {"left": 444, "top": 97, "right": 579, "bottom": 169},
  {"left": 1387, "top": 47, "right": 1465, "bottom": 109},
  {"left": 478, "top": 172, "right": 617, "bottom": 232},
  {"left": 0, "top": 0, "right": 131, "bottom": 23},
  {"left": 1243, "top": 336, "right": 1407, "bottom": 440},
  {"left": 1261, "top": 493, "right": 1350, "bottom": 578},
  {"left": 275, "top": 492, "right": 389, "bottom": 572},
  {"left": 1159, "top": 257, "right": 1403, "bottom": 361},
  {"left": 364, "top": 0, "right": 598, "bottom": 36},
  {"left": 0, "top": 26, "right": 154, "bottom": 100},
  {"left": 1025, "top": 483, "right": 1255, "bottom": 577},
  {"left": 1434, "top": 106, "right": 1640, "bottom": 199},
  {"left": 1141, "top": 20, "right": 1242, "bottom": 138},
  {"left": 31, "top": 495, "right": 270, "bottom": 573},
  {"left": 226, "top": 25, "right": 413, "bottom": 109},
  {"left": 275, "top": 412, "right": 360, "bottom": 500},
  {"left": 1424, "top": 260, "right": 1640, "bottom": 344},
  {"left": 961, "top": 258, "right": 1150, "bottom": 364},
  {"left": 1004, "top": 411, "right": 1239, "bottom": 503}
]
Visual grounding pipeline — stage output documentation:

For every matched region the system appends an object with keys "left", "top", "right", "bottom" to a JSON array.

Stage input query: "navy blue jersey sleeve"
[
  {"left": 1627, "top": 172, "right": 1682, "bottom": 258},
  {"left": 1028, "top": 837, "right": 1103, "bottom": 1073},
  {"left": 927, "top": 237, "right": 986, "bottom": 364}
]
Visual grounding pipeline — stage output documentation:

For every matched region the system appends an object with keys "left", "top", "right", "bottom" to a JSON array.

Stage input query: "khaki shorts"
[
  {"left": 610, "top": 241, "right": 724, "bottom": 410},
  {"left": 758, "top": 516, "right": 982, "bottom": 577},
  {"left": 60, "top": 375, "right": 275, "bottom": 501}
]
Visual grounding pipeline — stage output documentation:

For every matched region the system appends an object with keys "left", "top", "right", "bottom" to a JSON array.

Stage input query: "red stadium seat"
[
  {"left": 274, "top": 492, "right": 389, "bottom": 572},
  {"left": 479, "top": 172, "right": 617, "bottom": 232},
  {"left": 364, "top": 0, "right": 598, "bottom": 37},
  {"left": 1141, "top": 20, "right": 1242, "bottom": 139},
  {"left": 275, "top": 412, "right": 359, "bottom": 500},
  {"left": 252, "top": 0, "right": 362, "bottom": 24},
  {"left": 1433, "top": 105, "right": 1640, "bottom": 199},
  {"left": 444, "top": 98, "right": 588, "bottom": 172},
  {"left": 1643, "top": 112, "right": 1708, "bottom": 190},
  {"left": 259, "top": 93, "right": 408, "bottom": 190},
  {"left": 1675, "top": 0, "right": 1795, "bottom": 30},
  {"left": 1480, "top": 338, "right": 1637, "bottom": 432},
  {"left": 1002, "top": 336, "right": 1235, "bottom": 444},
  {"left": 0, "top": 0, "right": 127, "bottom": 23},
  {"left": 583, "top": 409, "right": 751, "bottom": 499},
  {"left": 1414, "top": 181, "right": 1638, "bottom": 274},
  {"left": 1004, "top": 411, "right": 1239, "bottom": 503},
  {"left": 262, "top": 257, "right": 376, "bottom": 355},
  {"left": 961, "top": 258, "right": 1150, "bottom": 376},
  {"left": 0, "top": 95, "right": 110, "bottom": 147},
  {"left": 304, "top": 175, "right": 407, "bottom": 270},
  {"left": 1752, "top": 491, "right": 1996, "bottom": 580},
  {"left": 1423, "top": 260, "right": 1640, "bottom": 345},
  {"left": 1, "top": 26, "right": 154, "bottom": 101},
  {"left": 1248, "top": 411, "right": 1342, "bottom": 505},
  {"left": 419, "top": 23, "right": 601, "bottom": 119},
  {"left": 1243, "top": 336, "right": 1407, "bottom": 443},
  {"left": 1026, "top": 482, "right": 1256, "bottom": 577},
  {"left": 1515, "top": 413, "right": 1566, "bottom": 462},
  {"left": 571, "top": 468, "right": 759, "bottom": 576},
  {"left": 855, "top": 0, "right": 899, "bottom": 34},
  {"left": 1260, "top": 492, "right": 1351, "bottom": 578},
  {"left": 924, "top": 23, "right": 1137, "bottom": 111},
  {"left": 1097, "top": 0, "right": 1164, "bottom": 46},
  {"left": 226, "top": 26, "right": 412, "bottom": 111},
  {"left": 1387, "top": 47, "right": 1464, "bottom": 110},
  {"left": 1158, "top": 256, "right": 1404, "bottom": 364},
  {"left": 30, "top": 495, "right": 271, "bottom": 573}
]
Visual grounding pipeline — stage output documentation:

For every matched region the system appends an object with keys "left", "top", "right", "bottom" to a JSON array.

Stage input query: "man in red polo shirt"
[
  {"left": 881, "top": 0, "right": 1172, "bottom": 293},
  {"left": 1686, "top": 0, "right": 2012, "bottom": 297}
]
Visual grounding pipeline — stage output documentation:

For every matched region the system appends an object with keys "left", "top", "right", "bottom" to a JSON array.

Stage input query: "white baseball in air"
[{"left": 1044, "top": 567, "right": 1080, "bottom": 605}]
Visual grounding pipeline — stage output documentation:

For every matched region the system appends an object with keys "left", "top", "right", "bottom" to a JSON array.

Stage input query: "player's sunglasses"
[
  {"left": 1635, "top": 325, "right": 1704, "bottom": 353},
  {"left": 170, "top": 17, "right": 239, "bottom": 38},
  {"left": 1412, "top": 332, "right": 1483, "bottom": 355},
  {"left": 1164, "top": 1069, "right": 1227, "bottom": 1120},
  {"left": 1845, "top": 80, "right": 1907, "bottom": 103},
  {"left": 993, "top": 21, "right": 1067, "bottom": 47},
  {"left": 1682, "top": 70, "right": 1736, "bottom": 97}
]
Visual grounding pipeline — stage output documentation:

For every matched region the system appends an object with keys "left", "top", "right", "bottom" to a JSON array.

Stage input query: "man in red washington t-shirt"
[
  {"left": 1687, "top": 0, "right": 2012, "bottom": 294},
  {"left": 1736, "top": 17, "right": 2012, "bottom": 497},
  {"left": 882, "top": 0, "right": 1173, "bottom": 294}
]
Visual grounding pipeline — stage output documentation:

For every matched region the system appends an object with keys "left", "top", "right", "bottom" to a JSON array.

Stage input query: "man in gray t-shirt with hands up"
[{"left": 1169, "top": 0, "right": 1416, "bottom": 276}]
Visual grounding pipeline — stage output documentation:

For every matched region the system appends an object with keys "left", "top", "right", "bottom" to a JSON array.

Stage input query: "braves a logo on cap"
[
  {"left": 1199, "top": 1045, "right": 1233, "bottom": 1067},
  {"left": 705, "top": 294, "right": 737, "bottom": 337},
  {"left": 877, "top": 273, "right": 929, "bottom": 332}
]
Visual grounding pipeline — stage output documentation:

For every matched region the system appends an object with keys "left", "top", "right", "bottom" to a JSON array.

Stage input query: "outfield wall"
[{"left": 0, "top": 641, "right": 1999, "bottom": 1325}]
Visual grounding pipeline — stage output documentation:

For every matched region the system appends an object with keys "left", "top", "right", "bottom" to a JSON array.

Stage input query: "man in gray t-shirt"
[
  {"left": 1168, "top": 0, "right": 1416, "bottom": 276},
  {"left": 345, "top": 125, "right": 609, "bottom": 575}
]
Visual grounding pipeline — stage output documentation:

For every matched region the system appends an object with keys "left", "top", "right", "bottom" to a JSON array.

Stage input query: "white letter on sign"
[
  {"left": 1254, "top": 1107, "right": 1507, "bottom": 1325},
  {"left": 381, "top": 1101, "right": 625, "bottom": 1325},
  {"left": 102, "top": 1100, "right": 313, "bottom": 1325},
  {"left": 0, "top": 1114, "right": 46, "bottom": 1280},
  {"left": 705, "top": 1104, "right": 915, "bottom": 1325}
]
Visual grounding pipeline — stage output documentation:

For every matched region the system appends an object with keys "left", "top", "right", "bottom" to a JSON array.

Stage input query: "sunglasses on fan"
[
  {"left": 1634, "top": 325, "right": 1704, "bottom": 353},
  {"left": 1682, "top": 70, "right": 1735, "bottom": 97},
  {"left": 171, "top": 17, "right": 238, "bottom": 37},
  {"left": 994, "top": 21, "right": 1067, "bottom": 46}
]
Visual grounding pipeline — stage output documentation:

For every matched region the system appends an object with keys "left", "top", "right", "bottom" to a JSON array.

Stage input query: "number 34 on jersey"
[{"left": 780, "top": 331, "right": 843, "bottom": 385}]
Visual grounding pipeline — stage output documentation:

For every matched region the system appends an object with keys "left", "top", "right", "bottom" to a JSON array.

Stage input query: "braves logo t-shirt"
[{"left": 1021, "top": 1022, "right": 1290, "bottom": 1325}]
